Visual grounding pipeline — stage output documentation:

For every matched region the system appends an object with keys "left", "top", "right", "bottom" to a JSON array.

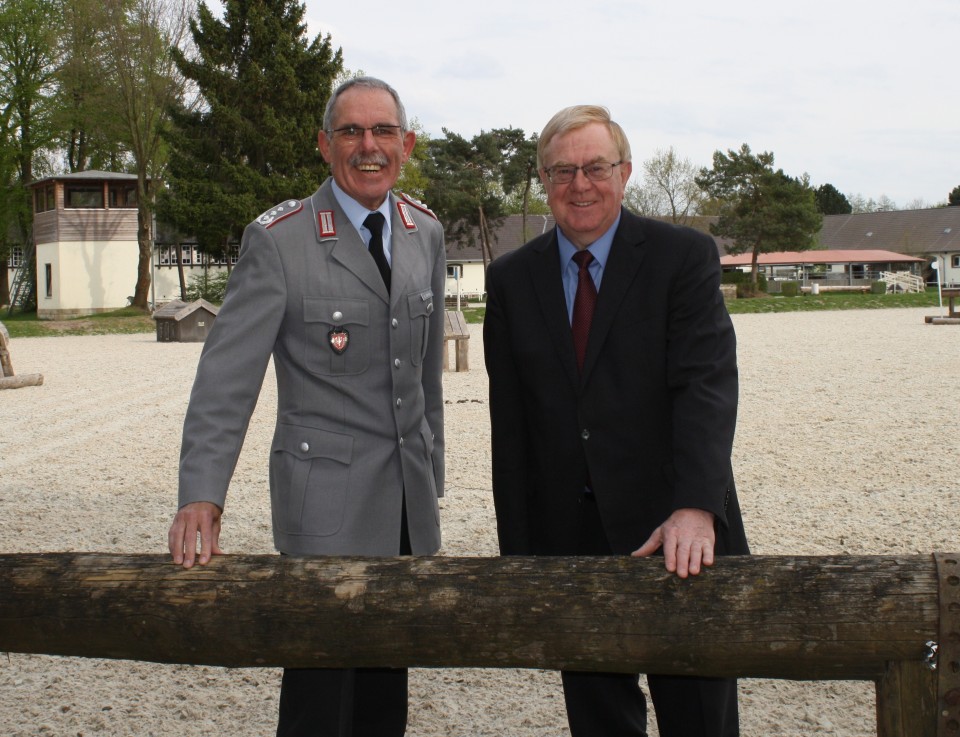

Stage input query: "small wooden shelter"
[{"left": 153, "top": 299, "right": 219, "bottom": 343}]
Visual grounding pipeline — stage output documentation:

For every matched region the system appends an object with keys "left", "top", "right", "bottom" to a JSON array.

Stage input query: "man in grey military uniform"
[{"left": 167, "top": 76, "right": 446, "bottom": 737}]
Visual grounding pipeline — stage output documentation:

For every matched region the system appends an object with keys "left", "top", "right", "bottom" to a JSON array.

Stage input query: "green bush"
[
  {"left": 722, "top": 270, "right": 767, "bottom": 297},
  {"left": 870, "top": 281, "right": 887, "bottom": 295},
  {"left": 781, "top": 281, "right": 799, "bottom": 297},
  {"left": 186, "top": 271, "right": 231, "bottom": 304}
]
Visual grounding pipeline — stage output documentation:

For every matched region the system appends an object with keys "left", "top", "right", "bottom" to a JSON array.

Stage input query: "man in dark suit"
[
  {"left": 483, "top": 105, "right": 748, "bottom": 737},
  {"left": 167, "top": 77, "right": 446, "bottom": 737}
]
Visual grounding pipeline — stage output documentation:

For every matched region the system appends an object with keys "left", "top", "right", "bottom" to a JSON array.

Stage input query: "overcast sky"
[{"left": 211, "top": 0, "right": 958, "bottom": 207}]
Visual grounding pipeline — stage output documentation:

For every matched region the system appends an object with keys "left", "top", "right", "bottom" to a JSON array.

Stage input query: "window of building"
[
  {"left": 65, "top": 185, "right": 104, "bottom": 209},
  {"left": 8, "top": 245, "right": 23, "bottom": 268},
  {"left": 180, "top": 245, "right": 193, "bottom": 265},
  {"left": 108, "top": 183, "right": 137, "bottom": 208},
  {"left": 447, "top": 265, "right": 462, "bottom": 279},
  {"left": 952, "top": 255, "right": 960, "bottom": 269},
  {"left": 44, "top": 264, "right": 52, "bottom": 298},
  {"left": 229, "top": 245, "right": 239, "bottom": 265},
  {"left": 34, "top": 185, "right": 55, "bottom": 213}
]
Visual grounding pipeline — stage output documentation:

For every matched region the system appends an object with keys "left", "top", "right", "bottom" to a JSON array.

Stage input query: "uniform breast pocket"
[
  {"left": 406, "top": 288, "right": 434, "bottom": 366},
  {"left": 303, "top": 296, "right": 371, "bottom": 375}
]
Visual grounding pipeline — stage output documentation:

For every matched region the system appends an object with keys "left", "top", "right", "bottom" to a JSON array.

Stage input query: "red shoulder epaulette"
[
  {"left": 255, "top": 199, "right": 303, "bottom": 228},
  {"left": 398, "top": 191, "right": 438, "bottom": 220}
]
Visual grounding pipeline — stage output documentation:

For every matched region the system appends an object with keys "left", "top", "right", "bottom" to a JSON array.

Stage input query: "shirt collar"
[
  {"left": 330, "top": 179, "right": 393, "bottom": 240},
  {"left": 557, "top": 212, "right": 621, "bottom": 270}
]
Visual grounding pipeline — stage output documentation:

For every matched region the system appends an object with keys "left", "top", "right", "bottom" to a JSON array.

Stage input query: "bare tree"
[
  {"left": 99, "top": 0, "right": 191, "bottom": 310},
  {"left": 622, "top": 146, "right": 703, "bottom": 226}
]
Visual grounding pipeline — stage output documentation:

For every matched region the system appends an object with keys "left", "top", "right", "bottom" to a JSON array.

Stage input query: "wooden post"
[{"left": 0, "top": 321, "right": 43, "bottom": 388}]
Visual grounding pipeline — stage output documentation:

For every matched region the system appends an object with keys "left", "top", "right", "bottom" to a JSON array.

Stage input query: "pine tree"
[{"left": 160, "top": 0, "right": 342, "bottom": 255}]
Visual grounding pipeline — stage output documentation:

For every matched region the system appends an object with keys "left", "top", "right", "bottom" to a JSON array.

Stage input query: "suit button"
[
  {"left": 581, "top": 429, "right": 590, "bottom": 440},
  {"left": 299, "top": 441, "right": 310, "bottom": 453}
]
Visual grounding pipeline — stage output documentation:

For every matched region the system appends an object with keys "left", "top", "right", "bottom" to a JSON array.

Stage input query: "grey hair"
[{"left": 322, "top": 76, "right": 409, "bottom": 133}]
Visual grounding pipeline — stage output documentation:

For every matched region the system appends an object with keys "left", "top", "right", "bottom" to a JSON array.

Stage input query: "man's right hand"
[{"left": 168, "top": 501, "right": 224, "bottom": 568}]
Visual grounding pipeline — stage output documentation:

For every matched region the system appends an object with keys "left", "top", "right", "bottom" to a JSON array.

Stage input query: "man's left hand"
[{"left": 631, "top": 508, "right": 715, "bottom": 578}]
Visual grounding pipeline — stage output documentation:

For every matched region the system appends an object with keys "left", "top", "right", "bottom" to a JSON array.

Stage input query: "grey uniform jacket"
[{"left": 178, "top": 178, "right": 446, "bottom": 556}]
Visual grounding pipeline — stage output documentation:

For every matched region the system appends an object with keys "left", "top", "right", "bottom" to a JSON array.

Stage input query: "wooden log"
[
  {"left": 0, "top": 553, "right": 941, "bottom": 681},
  {"left": 0, "top": 373, "right": 44, "bottom": 389}
]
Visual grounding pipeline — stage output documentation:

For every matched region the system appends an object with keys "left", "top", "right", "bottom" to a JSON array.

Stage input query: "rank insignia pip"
[
  {"left": 256, "top": 200, "right": 303, "bottom": 228},
  {"left": 328, "top": 327, "right": 349, "bottom": 354}
]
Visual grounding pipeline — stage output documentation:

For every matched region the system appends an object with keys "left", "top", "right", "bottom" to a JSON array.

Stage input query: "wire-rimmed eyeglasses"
[
  {"left": 327, "top": 125, "right": 402, "bottom": 141},
  {"left": 543, "top": 161, "right": 623, "bottom": 184}
]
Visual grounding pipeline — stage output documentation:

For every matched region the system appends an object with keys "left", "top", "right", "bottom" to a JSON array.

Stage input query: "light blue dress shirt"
[
  {"left": 330, "top": 179, "right": 394, "bottom": 266},
  {"left": 557, "top": 213, "right": 621, "bottom": 324}
]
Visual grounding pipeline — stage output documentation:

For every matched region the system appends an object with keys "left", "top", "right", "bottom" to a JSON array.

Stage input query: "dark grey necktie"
[{"left": 364, "top": 212, "right": 390, "bottom": 291}]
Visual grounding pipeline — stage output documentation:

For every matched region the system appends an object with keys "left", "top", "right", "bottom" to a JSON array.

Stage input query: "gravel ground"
[{"left": 1, "top": 306, "right": 957, "bottom": 736}]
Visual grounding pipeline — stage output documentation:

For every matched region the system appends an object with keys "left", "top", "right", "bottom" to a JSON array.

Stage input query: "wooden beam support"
[{"left": 0, "top": 553, "right": 941, "bottom": 681}]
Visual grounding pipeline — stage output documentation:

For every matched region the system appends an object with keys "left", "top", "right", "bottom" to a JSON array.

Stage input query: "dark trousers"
[
  {"left": 561, "top": 493, "right": 740, "bottom": 737},
  {"left": 276, "top": 501, "right": 412, "bottom": 737}
]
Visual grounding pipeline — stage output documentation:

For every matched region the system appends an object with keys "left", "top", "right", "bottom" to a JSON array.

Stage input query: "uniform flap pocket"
[
  {"left": 406, "top": 288, "right": 435, "bottom": 318},
  {"left": 273, "top": 423, "right": 354, "bottom": 464},
  {"left": 304, "top": 297, "right": 369, "bottom": 326}
]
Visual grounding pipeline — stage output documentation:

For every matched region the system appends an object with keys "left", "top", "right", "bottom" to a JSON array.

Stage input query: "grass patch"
[
  {"left": 2, "top": 307, "right": 155, "bottom": 338},
  {"left": 725, "top": 288, "right": 942, "bottom": 314}
]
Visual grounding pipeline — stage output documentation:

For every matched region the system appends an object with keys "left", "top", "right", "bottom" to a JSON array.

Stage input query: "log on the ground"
[
  {"left": 0, "top": 373, "right": 44, "bottom": 389},
  {"left": 0, "top": 553, "right": 940, "bottom": 680}
]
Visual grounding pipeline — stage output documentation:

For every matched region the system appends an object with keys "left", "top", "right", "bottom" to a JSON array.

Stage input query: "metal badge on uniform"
[
  {"left": 328, "top": 327, "right": 349, "bottom": 354},
  {"left": 318, "top": 210, "right": 336, "bottom": 237},
  {"left": 397, "top": 201, "right": 417, "bottom": 230}
]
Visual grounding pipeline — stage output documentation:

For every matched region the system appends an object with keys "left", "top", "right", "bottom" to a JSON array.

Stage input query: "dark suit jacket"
[{"left": 483, "top": 208, "right": 748, "bottom": 557}]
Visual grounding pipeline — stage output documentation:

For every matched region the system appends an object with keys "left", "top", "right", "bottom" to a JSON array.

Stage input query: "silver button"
[
  {"left": 394, "top": 358, "right": 401, "bottom": 368},
  {"left": 396, "top": 397, "right": 402, "bottom": 407},
  {"left": 399, "top": 437, "right": 404, "bottom": 447},
  {"left": 391, "top": 318, "right": 399, "bottom": 328},
  {"left": 581, "top": 429, "right": 590, "bottom": 440},
  {"left": 299, "top": 441, "right": 310, "bottom": 453},
  {"left": 426, "top": 302, "right": 434, "bottom": 314},
  {"left": 332, "top": 310, "right": 343, "bottom": 322}
]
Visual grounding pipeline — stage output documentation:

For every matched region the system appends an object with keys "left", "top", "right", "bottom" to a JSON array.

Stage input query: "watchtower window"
[{"left": 65, "top": 185, "right": 104, "bottom": 209}]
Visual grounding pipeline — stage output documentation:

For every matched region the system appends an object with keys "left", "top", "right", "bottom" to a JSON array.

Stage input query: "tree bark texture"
[{"left": 0, "top": 554, "right": 942, "bottom": 680}]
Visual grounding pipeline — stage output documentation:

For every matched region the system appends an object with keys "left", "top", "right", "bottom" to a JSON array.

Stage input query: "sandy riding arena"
[{"left": 1, "top": 306, "right": 957, "bottom": 736}]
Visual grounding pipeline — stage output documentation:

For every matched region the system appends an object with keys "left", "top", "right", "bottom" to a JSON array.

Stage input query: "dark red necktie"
[{"left": 571, "top": 250, "right": 597, "bottom": 372}]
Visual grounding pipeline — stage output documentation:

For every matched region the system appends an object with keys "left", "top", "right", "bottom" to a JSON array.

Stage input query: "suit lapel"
[
  {"left": 311, "top": 181, "right": 390, "bottom": 304},
  {"left": 580, "top": 211, "right": 648, "bottom": 383},
  {"left": 529, "top": 232, "right": 581, "bottom": 389}
]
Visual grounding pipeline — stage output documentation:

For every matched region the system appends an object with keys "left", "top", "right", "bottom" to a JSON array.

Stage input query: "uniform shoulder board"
[
  {"left": 398, "top": 191, "right": 438, "bottom": 220},
  {"left": 255, "top": 199, "right": 303, "bottom": 228}
]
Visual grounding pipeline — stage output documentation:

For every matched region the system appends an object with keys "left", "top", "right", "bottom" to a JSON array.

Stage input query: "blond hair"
[{"left": 537, "top": 105, "right": 632, "bottom": 170}]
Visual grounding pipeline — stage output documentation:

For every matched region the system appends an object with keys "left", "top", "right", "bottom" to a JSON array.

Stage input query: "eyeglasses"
[
  {"left": 543, "top": 161, "right": 623, "bottom": 184},
  {"left": 327, "top": 125, "right": 403, "bottom": 142}
]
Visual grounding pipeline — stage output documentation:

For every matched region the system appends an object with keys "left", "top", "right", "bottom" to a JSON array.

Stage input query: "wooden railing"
[{"left": 0, "top": 553, "right": 955, "bottom": 737}]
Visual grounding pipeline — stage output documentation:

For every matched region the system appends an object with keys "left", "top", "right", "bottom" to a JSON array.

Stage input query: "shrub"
[
  {"left": 186, "top": 271, "right": 231, "bottom": 304},
  {"left": 722, "top": 270, "right": 767, "bottom": 297},
  {"left": 870, "top": 281, "right": 887, "bottom": 295},
  {"left": 781, "top": 281, "right": 799, "bottom": 297}
]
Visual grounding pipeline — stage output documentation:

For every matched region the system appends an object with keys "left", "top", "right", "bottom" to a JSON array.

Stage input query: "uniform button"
[
  {"left": 332, "top": 310, "right": 343, "bottom": 322},
  {"left": 396, "top": 397, "right": 402, "bottom": 407},
  {"left": 399, "top": 437, "right": 404, "bottom": 447},
  {"left": 426, "top": 302, "right": 434, "bottom": 314},
  {"left": 299, "top": 441, "right": 310, "bottom": 453},
  {"left": 581, "top": 429, "right": 590, "bottom": 440},
  {"left": 391, "top": 318, "right": 399, "bottom": 328},
  {"left": 394, "top": 358, "right": 401, "bottom": 368}
]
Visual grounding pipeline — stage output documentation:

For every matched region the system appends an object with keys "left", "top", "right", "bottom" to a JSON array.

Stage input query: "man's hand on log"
[
  {"left": 168, "top": 502, "right": 223, "bottom": 569},
  {"left": 631, "top": 508, "right": 715, "bottom": 578}
]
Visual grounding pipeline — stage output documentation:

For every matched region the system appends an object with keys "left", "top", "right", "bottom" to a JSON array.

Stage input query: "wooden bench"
[
  {"left": 0, "top": 321, "right": 43, "bottom": 389},
  {"left": 442, "top": 310, "right": 469, "bottom": 372}
]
